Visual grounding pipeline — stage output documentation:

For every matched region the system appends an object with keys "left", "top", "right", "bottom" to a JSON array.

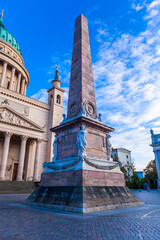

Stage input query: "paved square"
[{"left": 0, "top": 190, "right": 160, "bottom": 240}]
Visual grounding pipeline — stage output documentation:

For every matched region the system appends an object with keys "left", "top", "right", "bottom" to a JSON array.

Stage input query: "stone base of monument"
[
  {"left": 25, "top": 186, "right": 143, "bottom": 213},
  {"left": 25, "top": 158, "right": 143, "bottom": 213}
]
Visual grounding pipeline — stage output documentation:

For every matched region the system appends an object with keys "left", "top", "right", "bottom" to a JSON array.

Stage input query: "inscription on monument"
[
  {"left": 93, "top": 134, "right": 104, "bottom": 149},
  {"left": 61, "top": 133, "right": 76, "bottom": 146}
]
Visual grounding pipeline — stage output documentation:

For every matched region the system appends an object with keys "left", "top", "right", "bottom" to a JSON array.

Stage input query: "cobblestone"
[{"left": 0, "top": 190, "right": 160, "bottom": 239}]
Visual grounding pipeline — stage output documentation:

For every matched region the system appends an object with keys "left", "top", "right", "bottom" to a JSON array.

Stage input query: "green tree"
[
  {"left": 143, "top": 160, "right": 158, "bottom": 189},
  {"left": 113, "top": 155, "right": 142, "bottom": 188}
]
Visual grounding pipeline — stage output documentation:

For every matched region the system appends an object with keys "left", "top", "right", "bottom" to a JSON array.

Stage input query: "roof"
[
  {"left": 112, "top": 148, "right": 131, "bottom": 153},
  {"left": 0, "top": 14, "right": 21, "bottom": 55}
]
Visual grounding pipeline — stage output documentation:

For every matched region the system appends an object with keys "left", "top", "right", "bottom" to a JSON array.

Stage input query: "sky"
[{"left": 1, "top": 0, "right": 160, "bottom": 170}]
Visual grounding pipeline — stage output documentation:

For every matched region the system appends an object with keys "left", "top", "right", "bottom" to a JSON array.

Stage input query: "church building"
[{"left": 0, "top": 11, "right": 64, "bottom": 181}]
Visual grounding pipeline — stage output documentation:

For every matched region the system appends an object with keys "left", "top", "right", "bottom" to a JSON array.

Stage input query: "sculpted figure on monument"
[
  {"left": 52, "top": 134, "right": 58, "bottom": 162},
  {"left": 106, "top": 134, "right": 112, "bottom": 161},
  {"left": 77, "top": 126, "right": 87, "bottom": 158},
  {"left": 150, "top": 129, "right": 154, "bottom": 136}
]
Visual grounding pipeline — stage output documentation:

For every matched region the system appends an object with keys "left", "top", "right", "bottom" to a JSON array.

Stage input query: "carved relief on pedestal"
[
  {"left": 69, "top": 101, "right": 80, "bottom": 118},
  {"left": 84, "top": 101, "right": 96, "bottom": 118}
]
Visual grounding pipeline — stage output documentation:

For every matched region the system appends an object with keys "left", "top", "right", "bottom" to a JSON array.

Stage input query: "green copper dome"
[{"left": 0, "top": 14, "right": 21, "bottom": 55}]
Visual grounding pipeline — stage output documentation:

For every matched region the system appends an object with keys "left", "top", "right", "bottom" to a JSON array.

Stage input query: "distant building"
[
  {"left": 112, "top": 148, "right": 131, "bottom": 166},
  {"left": 136, "top": 171, "right": 144, "bottom": 179},
  {"left": 112, "top": 148, "right": 133, "bottom": 178}
]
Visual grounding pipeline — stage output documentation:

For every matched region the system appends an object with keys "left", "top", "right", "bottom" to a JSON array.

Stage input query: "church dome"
[{"left": 0, "top": 13, "right": 21, "bottom": 55}]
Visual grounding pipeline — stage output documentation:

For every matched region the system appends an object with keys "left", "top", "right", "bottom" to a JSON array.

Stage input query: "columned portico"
[
  {"left": 33, "top": 139, "right": 42, "bottom": 181},
  {"left": 0, "top": 61, "right": 8, "bottom": 87},
  {"left": 0, "top": 132, "right": 12, "bottom": 180},
  {"left": 17, "top": 135, "right": 28, "bottom": 181}
]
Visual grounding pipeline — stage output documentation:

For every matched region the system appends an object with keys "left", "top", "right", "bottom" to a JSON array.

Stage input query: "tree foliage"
[
  {"left": 143, "top": 160, "right": 157, "bottom": 189},
  {"left": 113, "top": 156, "right": 158, "bottom": 189}
]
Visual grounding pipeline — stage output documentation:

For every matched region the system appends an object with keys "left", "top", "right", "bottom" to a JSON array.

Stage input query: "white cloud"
[
  {"left": 93, "top": 0, "right": 160, "bottom": 170},
  {"left": 132, "top": 2, "right": 146, "bottom": 11},
  {"left": 148, "top": 0, "right": 160, "bottom": 9},
  {"left": 31, "top": 89, "right": 48, "bottom": 103}
]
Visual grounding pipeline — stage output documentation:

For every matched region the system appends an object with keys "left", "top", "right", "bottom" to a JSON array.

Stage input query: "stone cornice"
[
  {"left": 0, "top": 39, "right": 24, "bottom": 64},
  {"left": 0, "top": 87, "right": 50, "bottom": 110},
  {"left": 47, "top": 85, "right": 65, "bottom": 93},
  {"left": 51, "top": 115, "right": 114, "bottom": 133}
]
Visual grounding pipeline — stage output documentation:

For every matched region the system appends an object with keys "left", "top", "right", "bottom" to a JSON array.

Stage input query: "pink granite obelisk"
[
  {"left": 26, "top": 15, "right": 142, "bottom": 213},
  {"left": 67, "top": 15, "right": 97, "bottom": 120}
]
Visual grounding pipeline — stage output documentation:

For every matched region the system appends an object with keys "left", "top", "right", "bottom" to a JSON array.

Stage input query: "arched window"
[
  {"left": 7, "top": 81, "right": 10, "bottom": 89},
  {"left": 50, "top": 95, "right": 53, "bottom": 105},
  {"left": 56, "top": 94, "right": 61, "bottom": 104}
]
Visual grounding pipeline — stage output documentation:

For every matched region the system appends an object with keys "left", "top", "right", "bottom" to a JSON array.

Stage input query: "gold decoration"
[{"left": 1, "top": 9, "right": 4, "bottom": 17}]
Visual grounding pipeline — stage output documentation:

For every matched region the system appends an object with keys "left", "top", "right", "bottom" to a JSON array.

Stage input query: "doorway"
[{"left": 12, "top": 163, "right": 18, "bottom": 181}]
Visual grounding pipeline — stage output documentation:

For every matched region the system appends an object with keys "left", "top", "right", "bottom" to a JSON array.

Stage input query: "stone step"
[{"left": 0, "top": 181, "right": 39, "bottom": 194}]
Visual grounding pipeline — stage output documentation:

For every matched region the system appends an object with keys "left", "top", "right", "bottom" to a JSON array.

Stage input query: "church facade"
[{"left": 0, "top": 12, "right": 64, "bottom": 181}]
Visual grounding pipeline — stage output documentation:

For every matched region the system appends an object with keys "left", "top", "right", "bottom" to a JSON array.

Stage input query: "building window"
[
  {"left": 50, "top": 95, "right": 53, "bottom": 105},
  {"left": 126, "top": 155, "right": 128, "bottom": 159},
  {"left": 7, "top": 82, "right": 10, "bottom": 89},
  {"left": 56, "top": 95, "right": 61, "bottom": 104}
]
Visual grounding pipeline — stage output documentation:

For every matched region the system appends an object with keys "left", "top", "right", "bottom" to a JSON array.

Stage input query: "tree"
[
  {"left": 113, "top": 155, "right": 134, "bottom": 182},
  {"left": 143, "top": 160, "right": 158, "bottom": 189},
  {"left": 113, "top": 155, "right": 142, "bottom": 188}
]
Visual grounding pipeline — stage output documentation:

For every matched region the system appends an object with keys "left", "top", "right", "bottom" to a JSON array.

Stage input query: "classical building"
[{"left": 0, "top": 12, "right": 64, "bottom": 181}]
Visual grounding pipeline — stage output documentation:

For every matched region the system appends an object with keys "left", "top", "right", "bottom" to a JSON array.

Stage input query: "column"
[
  {"left": 24, "top": 83, "right": 27, "bottom": 95},
  {"left": 17, "top": 135, "right": 28, "bottom": 181},
  {"left": 9, "top": 67, "right": 16, "bottom": 90},
  {"left": 0, "top": 62, "right": 8, "bottom": 87},
  {"left": 33, "top": 139, "right": 42, "bottom": 181},
  {"left": 25, "top": 140, "right": 36, "bottom": 181},
  {"left": 0, "top": 132, "right": 12, "bottom": 180},
  {"left": 154, "top": 150, "right": 160, "bottom": 189},
  {"left": 16, "top": 72, "right": 21, "bottom": 93},
  {"left": 20, "top": 78, "right": 25, "bottom": 94}
]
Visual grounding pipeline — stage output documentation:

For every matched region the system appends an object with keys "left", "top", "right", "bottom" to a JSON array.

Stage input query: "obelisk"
[
  {"left": 67, "top": 14, "right": 97, "bottom": 120},
  {"left": 26, "top": 15, "right": 142, "bottom": 213}
]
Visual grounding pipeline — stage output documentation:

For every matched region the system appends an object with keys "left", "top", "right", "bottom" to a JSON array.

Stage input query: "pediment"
[{"left": 0, "top": 105, "right": 45, "bottom": 132}]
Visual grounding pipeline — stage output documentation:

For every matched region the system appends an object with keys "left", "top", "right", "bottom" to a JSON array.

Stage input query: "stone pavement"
[{"left": 0, "top": 190, "right": 160, "bottom": 240}]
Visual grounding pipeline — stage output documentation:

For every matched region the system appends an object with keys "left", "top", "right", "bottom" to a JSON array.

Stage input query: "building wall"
[
  {"left": 0, "top": 79, "right": 63, "bottom": 181},
  {"left": 112, "top": 148, "right": 131, "bottom": 166}
]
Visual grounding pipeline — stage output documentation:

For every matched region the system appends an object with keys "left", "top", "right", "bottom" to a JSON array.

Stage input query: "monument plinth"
[{"left": 26, "top": 14, "right": 142, "bottom": 213}]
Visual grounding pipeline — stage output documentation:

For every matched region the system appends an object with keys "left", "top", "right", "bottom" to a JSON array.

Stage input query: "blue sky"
[{"left": 1, "top": 0, "right": 160, "bottom": 170}]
